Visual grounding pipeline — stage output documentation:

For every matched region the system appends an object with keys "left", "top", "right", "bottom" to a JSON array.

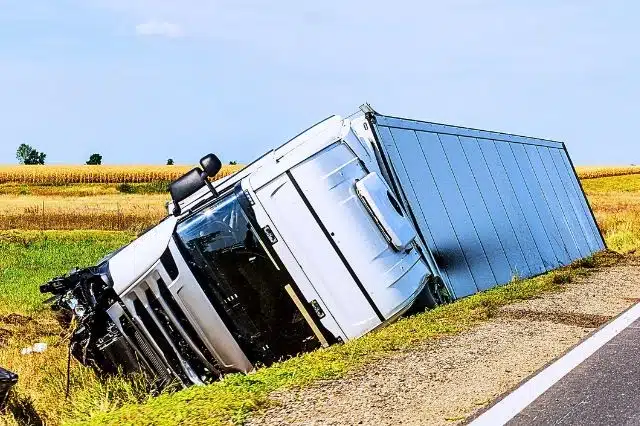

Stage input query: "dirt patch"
[
  {"left": 248, "top": 261, "right": 640, "bottom": 426},
  {"left": 0, "top": 314, "right": 33, "bottom": 326},
  {"left": 501, "top": 309, "right": 612, "bottom": 328},
  {"left": 0, "top": 314, "right": 61, "bottom": 345},
  {"left": 248, "top": 319, "right": 588, "bottom": 426}
]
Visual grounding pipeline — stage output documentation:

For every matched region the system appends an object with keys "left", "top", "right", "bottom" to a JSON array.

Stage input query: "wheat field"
[
  {"left": 0, "top": 163, "right": 632, "bottom": 184},
  {"left": 575, "top": 165, "right": 640, "bottom": 179},
  {"left": 0, "top": 164, "right": 243, "bottom": 184},
  {"left": 0, "top": 194, "right": 169, "bottom": 232},
  {"left": 0, "top": 164, "right": 243, "bottom": 231}
]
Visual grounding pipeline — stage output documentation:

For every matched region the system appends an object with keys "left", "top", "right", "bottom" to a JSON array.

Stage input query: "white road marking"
[{"left": 470, "top": 301, "right": 640, "bottom": 426}]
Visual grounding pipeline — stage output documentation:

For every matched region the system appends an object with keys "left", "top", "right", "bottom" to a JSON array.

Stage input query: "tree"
[
  {"left": 166, "top": 158, "right": 175, "bottom": 165},
  {"left": 86, "top": 153, "right": 103, "bottom": 165},
  {"left": 229, "top": 161, "right": 237, "bottom": 165},
  {"left": 16, "top": 144, "right": 46, "bottom": 165}
]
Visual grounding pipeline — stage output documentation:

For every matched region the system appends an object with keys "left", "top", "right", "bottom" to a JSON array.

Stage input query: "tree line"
[{"left": 15, "top": 144, "right": 236, "bottom": 166}]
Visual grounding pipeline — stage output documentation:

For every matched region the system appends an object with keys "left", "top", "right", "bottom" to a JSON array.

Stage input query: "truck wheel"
[
  {"left": 416, "top": 280, "right": 438, "bottom": 310},
  {"left": 407, "top": 276, "right": 439, "bottom": 315}
]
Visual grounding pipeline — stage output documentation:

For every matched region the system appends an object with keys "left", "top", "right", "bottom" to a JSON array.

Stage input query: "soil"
[{"left": 248, "top": 258, "right": 640, "bottom": 426}]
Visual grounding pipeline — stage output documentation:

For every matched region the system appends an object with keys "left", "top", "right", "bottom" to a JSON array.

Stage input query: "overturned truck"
[{"left": 42, "top": 105, "right": 604, "bottom": 388}]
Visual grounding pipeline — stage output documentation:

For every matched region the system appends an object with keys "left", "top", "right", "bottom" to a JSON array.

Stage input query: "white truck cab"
[{"left": 41, "top": 112, "right": 435, "bottom": 387}]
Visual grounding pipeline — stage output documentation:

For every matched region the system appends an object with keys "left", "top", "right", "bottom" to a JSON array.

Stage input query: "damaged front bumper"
[{"left": 40, "top": 258, "right": 226, "bottom": 391}]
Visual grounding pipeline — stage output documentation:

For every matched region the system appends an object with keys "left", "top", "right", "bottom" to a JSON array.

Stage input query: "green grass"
[
  {"left": 0, "top": 231, "right": 142, "bottom": 426},
  {"left": 0, "top": 230, "right": 134, "bottom": 315},
  {"left": 74, "top": 253, "right": 613, "bottom": 426},
  {"left": 116, "top": 181, "right": 171, "bottom": 194}
]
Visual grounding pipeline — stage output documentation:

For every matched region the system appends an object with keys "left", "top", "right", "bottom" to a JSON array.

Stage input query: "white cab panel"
[
  {"left": 254, "top": 173, "right": 380, "bottom": 339},
  {"left": 110, "top": 216, "right": 177, "bottom": 295},
  {"left": 242, "top": 179, "right": 347, "bottom": 341},
  {"left": 290, "top": 142, "right": 428, "bottom": 320}
]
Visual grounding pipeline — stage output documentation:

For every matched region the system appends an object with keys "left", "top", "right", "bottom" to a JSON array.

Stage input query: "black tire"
[
  {"left": 415, "top": 279, "right": 438, "bottom": 310},
  {"left": 406, "top": 276, "right": 439, "bottom": 316}
]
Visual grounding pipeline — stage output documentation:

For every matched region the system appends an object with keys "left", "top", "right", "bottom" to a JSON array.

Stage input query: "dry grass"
[
  {"left": 0, "top": 165, "right": 243, "bottom": 185},
  {"left": 576, "top": 165, "right": 640, "bottom": 180},
  {"left": 0, "top": 231, "right": 148, "bottom": 426},
  {"left": 0, "top": 183, "right": 122, "bottom": 197},
  {"left": 582, "top": 174, "right": 640, "bottom": 254},
  {"left": 0, "top": 164, "right": 243, "bottom": 232},
  {"left": 0, "top": 314, "right": 152, "bottom": 426},
  {"left": 0, "top": 194, "right": 168, "bottom": 232}
]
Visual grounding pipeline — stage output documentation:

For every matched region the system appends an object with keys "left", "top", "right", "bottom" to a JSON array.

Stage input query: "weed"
[
  {"left": 574, "top": 256, "right": 597, "bottom": 269},
  {"left": 115, "top": 183, "right": 134, "bottom": 194},
  {"left": 552, "top": 271, "right": 573, "bottom": 285}
]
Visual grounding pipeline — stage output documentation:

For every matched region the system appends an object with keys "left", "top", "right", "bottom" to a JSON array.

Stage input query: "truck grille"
[
  {"left": 119, "top": 271, "right": 221, "bottom": 386},
  {"left": 119, "top": 313, "right": 172, "bottom": 387}
]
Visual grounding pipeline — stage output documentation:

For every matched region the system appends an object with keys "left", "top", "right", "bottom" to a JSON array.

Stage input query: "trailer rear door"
[{"left": 368, "top": 113, "right": 605, "bottom": 299}]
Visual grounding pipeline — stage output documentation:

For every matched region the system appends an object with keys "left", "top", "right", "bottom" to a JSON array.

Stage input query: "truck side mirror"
[
  {"left": 169, "top": 167, "right": 206, "bottom": 216},
  {"left": 200, "top": 154, "right": 222, "bottom": 179}
]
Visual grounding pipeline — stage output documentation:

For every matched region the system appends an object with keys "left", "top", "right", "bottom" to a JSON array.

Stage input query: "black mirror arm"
[
  {"left": 201, "top": 171, "right": 219, "bottom": 198},
  {"left": 172, "top": 200, "right": 182, "bottom": 216}
]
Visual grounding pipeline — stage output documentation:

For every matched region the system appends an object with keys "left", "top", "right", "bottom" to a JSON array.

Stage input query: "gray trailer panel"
[{"left": 370, "top": 114, "right": 605, "bottom": 299}]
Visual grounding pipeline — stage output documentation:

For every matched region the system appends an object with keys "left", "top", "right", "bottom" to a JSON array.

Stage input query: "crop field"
[
  {"left": 0, "top": 164, "right": 242, "bottom": 232},
  {"left": 575, "top": 165, "right": 640, "bottom": 179},
  {"left": 0, "top": 165, "right": 243, "bottom": 185},
  {"left": 0, "top": 194, "right": 168, "bottom": 232},
  {"left": 0, "top": 166, "right": 638, "bottom": 425}
]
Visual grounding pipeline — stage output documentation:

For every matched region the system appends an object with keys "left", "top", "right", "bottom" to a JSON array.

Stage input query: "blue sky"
[{"left": 0, "top": 1, "right": 636, "bottom": 165}]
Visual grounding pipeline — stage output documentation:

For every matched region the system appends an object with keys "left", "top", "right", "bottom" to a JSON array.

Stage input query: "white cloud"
[{"left": 135, "top": 20, "right": 183, "bottom": 38}]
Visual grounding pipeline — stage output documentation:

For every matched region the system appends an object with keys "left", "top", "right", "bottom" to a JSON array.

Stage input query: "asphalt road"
[
  {"left": 510, "top": 317, "right": 640, "bottom": 425},
  {"left": 471, "top": 303, "right": 640, "bottom": 426}
]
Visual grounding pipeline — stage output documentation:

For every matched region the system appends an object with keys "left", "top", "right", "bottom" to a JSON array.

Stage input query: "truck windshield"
[{"left": 175, "top": 192, "right": 316, "bottom": 362}]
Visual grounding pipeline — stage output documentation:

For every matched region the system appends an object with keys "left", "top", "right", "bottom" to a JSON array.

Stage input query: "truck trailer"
[{"left": 41, "top": 105, "right": 603, "bottom": 388}]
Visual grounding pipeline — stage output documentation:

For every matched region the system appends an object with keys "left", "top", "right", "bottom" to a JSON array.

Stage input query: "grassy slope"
[
  {"left": 0, "top": 231, "right": 140, "bottom": 426},
  {"left": 0, "top": 231, "right": 134, "bottom": 315},
  {"left": 77, "top": 257, "right": 610, "bottom": 426}
]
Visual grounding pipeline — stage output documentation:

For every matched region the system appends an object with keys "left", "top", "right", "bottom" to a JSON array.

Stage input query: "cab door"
[
  {"left": 253, "top": 171, "right": 381, "bottom": 340},
  {"left": 288, "top": 142, "right": 428, "bottom": 321}
]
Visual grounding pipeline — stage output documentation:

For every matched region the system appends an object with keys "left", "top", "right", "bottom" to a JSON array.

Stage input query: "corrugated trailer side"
[{"left": 367, "top": 113, "right": 605, "bottom": 300}]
